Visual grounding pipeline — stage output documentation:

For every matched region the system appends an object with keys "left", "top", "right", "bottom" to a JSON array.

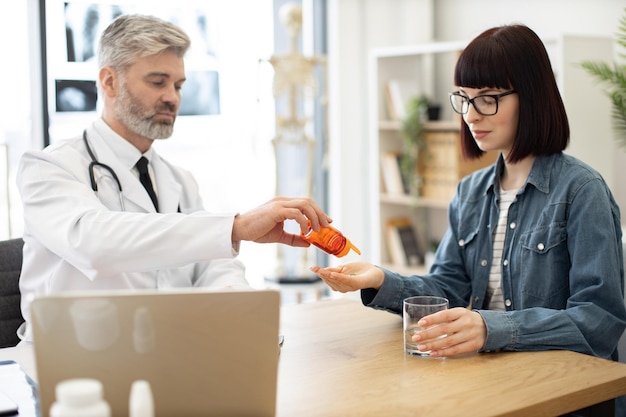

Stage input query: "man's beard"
[{"left": 114, "top": 80, "right": 177, "bottom": 140}]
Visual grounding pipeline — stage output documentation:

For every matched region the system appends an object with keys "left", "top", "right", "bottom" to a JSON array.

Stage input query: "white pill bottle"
[
  {"left": 129, "top": 380, "right": 155, "bottom": 417},
  {"left": 50, "top": 379, "right": 111, "bottom": 417}
]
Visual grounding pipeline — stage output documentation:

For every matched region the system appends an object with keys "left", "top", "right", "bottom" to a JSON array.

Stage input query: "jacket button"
[
  {"left": 537, "top": 243, "right": 545, "bottom": 251},
  {"left": 503, "top": 259, "right": 509, "bottom": 266},
  {"left": 505, "top": 299, "right": 512, "bottom": 307},
  {"left": 480, "top": 259, "right": 488, "bottom": 267},
  {"left": 458, "top": 239, "right": 465, "bottom": 247},
  {"left": 509, "top": 222, "right": 516, "bottom": 229}
]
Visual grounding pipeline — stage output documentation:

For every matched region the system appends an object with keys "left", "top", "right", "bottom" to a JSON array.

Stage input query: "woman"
[{"left": 312, "top": 25, "right": 626, "bottom": 362}]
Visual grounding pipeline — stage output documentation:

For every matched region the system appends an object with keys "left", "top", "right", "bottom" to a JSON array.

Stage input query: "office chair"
[{"left": 0, "top": 238, "right": 24, "bottom": 348}]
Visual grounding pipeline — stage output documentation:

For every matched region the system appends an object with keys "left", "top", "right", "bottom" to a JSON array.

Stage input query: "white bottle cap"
[
  {"left": 129, "top": 380, "right": 155, "bottom": 417},
  {"left": 51, "top": 378, "right": 111, "bottom": 417},
  {"left": 56, "top": 379, "right": 104, "bottom": 407}
]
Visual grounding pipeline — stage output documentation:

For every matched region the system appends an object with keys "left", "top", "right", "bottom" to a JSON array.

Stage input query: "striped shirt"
[{"left": 487, "top": 188, "right": 518, "bottom": 310}]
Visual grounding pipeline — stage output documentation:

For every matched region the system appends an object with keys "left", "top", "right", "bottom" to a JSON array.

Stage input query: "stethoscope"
[
  {"left": 83, "top": 129, "right": 126, "bottom": 211},
  {"left": 82, "top": 130, "right": 180, "bottom": 213}
]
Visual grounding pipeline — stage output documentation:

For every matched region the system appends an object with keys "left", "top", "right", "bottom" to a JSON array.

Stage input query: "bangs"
[
  {"left": 455, "top": 24, "right": 569, "bottom": 161},
  {"left": 454, "top": 36, "right": 512, "bottom": 89}
]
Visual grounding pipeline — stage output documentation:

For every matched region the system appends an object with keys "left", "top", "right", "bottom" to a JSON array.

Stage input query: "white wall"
[
  {"left": 0, "top": 2, "right": 42, "bottom": 239},
  {"left": 327, "top": 0, "right": 435, "bottom": 266},
  {"left": 328, "top": 0, "right": 626, "bottom": 265},
  {"left": 434, "top": 0, "right": 624, "bottom": 41}
]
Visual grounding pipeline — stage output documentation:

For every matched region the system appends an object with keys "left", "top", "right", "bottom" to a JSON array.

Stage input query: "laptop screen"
[{"left": 30, "top": 289, "right": 280, "bottom": 417}]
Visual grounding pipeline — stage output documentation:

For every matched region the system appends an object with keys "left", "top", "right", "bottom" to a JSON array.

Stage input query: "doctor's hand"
[
  {"left": 412, "top": 307, "right": 487, "bottom": 358},
  {"left": 231, "top": 196, "right": 331, "bottom": 246},
  {"left": 309, "top": 262, "right": 385, "bottom": 292}
]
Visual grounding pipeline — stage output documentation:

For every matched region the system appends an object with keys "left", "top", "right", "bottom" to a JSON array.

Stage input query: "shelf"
[
  {"left": 380, "top": 193, "right": 449, "bottom": 209},
  {"left": 425, "top": 120, "right": 461, "bottom": 131},
  {"left": 378, "top": 120, "right": 460, "bottom": 132}
]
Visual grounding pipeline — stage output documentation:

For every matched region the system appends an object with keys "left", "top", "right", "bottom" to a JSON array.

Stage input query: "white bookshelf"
[{"left": 368, "top": 41, "right": 468, "bottom": 273}]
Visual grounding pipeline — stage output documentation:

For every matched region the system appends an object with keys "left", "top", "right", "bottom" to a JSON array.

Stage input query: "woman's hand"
[
  {"left": 310, "top": 262, "right": 385, "bottom": 292},
  {"left": 412, "top": 307, "right": 487, "bottom": 357}
]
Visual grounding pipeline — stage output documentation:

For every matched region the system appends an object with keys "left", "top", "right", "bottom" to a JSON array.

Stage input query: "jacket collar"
[
  {"left": 525, "top": 153, "right": 557, "bottom": 194},
  {"left": 487, "top": 153, "right": 557, "bottom": 197},
  {"left": 86, "top": 119, "right": 182, "bottom": 212}
]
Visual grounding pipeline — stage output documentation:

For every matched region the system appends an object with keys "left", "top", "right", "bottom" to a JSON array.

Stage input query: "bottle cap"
[
  {"left": 129, "top": 380, "right": 154, "bottom": 417},
  {"left": 56, "top": 379, "right": 104, "bottom": 407}
]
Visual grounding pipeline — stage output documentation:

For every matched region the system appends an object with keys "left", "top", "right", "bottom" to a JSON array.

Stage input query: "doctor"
[{"left": 16, "top": 14, "right": 331, "bottom": 342}]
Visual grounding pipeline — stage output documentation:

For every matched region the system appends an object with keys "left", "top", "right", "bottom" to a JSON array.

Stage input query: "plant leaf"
[{"left": 580, "top": 7, "right": 626, "bottom": 149}]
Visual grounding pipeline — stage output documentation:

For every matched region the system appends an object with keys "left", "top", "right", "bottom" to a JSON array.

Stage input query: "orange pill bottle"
[{"left": 301, "top": 220, "right": 361, "bottom": 257}]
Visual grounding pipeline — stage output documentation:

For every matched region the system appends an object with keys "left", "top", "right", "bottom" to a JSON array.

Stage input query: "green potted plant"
[
  {"left": 581, "top": 10, "right": 626, "bottom": 149},
  {"left": 399, "top": 95, "right": 429, "bottom": 196}
]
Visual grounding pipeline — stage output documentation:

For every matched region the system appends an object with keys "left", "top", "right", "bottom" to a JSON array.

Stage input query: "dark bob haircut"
[{"left": 454, "top": 24, "right": 569, "bottom": 162}]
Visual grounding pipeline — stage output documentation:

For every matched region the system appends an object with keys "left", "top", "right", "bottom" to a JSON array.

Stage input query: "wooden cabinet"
[{"left": 419, "top": 124, "right": 498, "bottom": 202}]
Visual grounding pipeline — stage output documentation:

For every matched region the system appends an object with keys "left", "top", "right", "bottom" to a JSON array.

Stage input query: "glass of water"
[{"left": 403, "top": 296, "right": 449, "bottom": 356}]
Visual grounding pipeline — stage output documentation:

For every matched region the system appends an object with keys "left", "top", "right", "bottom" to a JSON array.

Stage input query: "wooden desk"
[
  {"left": 277, "top": 298, "right": 626, "bottom": 417},
  {"left": 3, "top": 299, "right": 626, "bottom": 417}
]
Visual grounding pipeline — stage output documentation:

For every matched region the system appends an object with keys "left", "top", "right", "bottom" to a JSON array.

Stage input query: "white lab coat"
[{"left": 16, "top": 119, "right": 249, "bottom": 341}]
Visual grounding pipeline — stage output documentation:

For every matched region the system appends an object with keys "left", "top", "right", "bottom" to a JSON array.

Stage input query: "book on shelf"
[
  {"left": 384, "top": 79, "right": 422, "bottom": 121},
  {"left": 385, "top": 218, "right": 421, "bottom": 267},
  {"left": 380, "top": 151, "right": 407, "bottom": 196}
]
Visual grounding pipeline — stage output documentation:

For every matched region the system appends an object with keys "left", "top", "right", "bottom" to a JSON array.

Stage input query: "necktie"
[{"left": 136, "top": 157, "right": 159, "bottom": 211}]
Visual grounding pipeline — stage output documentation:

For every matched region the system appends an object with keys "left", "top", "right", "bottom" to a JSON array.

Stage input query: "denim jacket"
[{"left": 364, "top": 152, "right": 626, "bottom": 360}]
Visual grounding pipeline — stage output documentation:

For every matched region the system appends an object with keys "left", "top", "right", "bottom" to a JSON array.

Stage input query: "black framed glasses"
[{"left": 449, "top": 90, "right": 517, "bottom": 116}]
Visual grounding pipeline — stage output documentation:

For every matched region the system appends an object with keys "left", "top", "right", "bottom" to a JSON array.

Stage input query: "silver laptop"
[{"left": 30, "top": 288, "right": 281, "bottom": 417}]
